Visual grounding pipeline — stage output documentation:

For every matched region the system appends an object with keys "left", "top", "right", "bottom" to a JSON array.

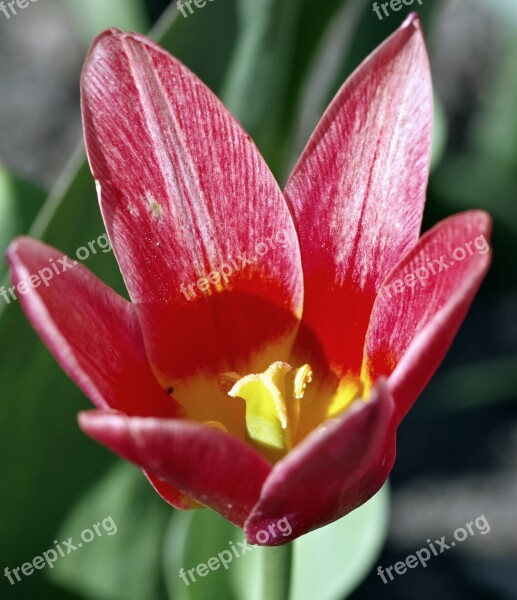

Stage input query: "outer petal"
[
  {"left": 244, "top": 380, "right": 396, "bottom": 544},
  {"left": 81, "top": 30, "right": 303, "bottom": 388},
  {"left": 364, "top": 211, "right": 492, "bottom": 422},
  {"left": 145, "top": 474, "right": 199, "bottom": 511},
  {"left": 285, "top": 14, "right": 432, "bottom": 377},
  {"left": 78, "top": 411, "right": 273, "bottom": 527},
  {"left": 6, "top": 237, "right": 179, "bottom": 418}
]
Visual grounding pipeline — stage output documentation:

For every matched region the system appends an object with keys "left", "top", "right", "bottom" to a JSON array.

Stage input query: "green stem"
[{"left": 263, "top": 542, "right": 293, "bottom": 600}]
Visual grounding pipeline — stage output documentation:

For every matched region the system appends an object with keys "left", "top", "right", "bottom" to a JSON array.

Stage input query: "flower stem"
[{"left": 263, "top": 542, "right": 293, "bottom": 600}]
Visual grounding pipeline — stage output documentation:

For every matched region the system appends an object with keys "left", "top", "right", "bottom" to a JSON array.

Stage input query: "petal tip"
[
  {"left": 5, "top": 237, "right": 21, "bottom": 266},
  {"left": 402, "top": 12, "right": 421, "bottom": 31},
  {"left": 5, "top": 236, "right": 40, "bottom": 275}
]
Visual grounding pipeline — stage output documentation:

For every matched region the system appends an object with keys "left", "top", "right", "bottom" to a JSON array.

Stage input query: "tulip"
[{"left": 7, "top": 14, "right": 491, "bottom": 545}]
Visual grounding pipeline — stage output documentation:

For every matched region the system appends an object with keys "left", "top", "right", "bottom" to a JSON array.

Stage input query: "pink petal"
[
  {"left": 145, "top": 473, "right": 200, "bottom": 511},
  {"left": 6, "top": 237, "right": 179, "bottom": 418},
  {"left": 81, "top": 30, "right": 303, "bottom": 382},
  {"left": 78, "top": 411, "right": 273, "bottom": 527},
  {"left": 244, "top": 380, "right": 396, "bottom": 544},
  {"left": 284, "top": 14, "right": 432, "bottom": 377},
  {"left": 364, "top": 210, "right": 492, "bottom": 422}
]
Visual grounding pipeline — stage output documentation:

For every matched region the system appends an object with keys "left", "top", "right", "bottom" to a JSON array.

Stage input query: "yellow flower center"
[{"left": 227, "top": 362, "right": 313, "bottom": 463}]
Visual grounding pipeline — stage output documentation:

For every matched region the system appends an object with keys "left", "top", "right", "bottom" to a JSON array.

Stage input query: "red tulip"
[{"left": 7, "top": 14, "right": 491, "bottom": 545}]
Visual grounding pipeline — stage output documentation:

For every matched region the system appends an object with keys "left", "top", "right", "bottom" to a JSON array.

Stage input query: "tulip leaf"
[
  {"left": 288, "top": 484, "right": 390, "bottom": 600},
  {"left": 221, "top": 0, "right": 306, "bottom": 174},
  {"left": 431, "top": 156, "right": 517, "bottom": 239},
  {"left": 163, "top": 508, "right": 244, "bottom": 600},
  {"left": 163, "top": 485, "right": 389, "bottom": 600},
  {"left": 155, "top": 2, "right": 239, "bottom": 94},
  {"left": 0, "top": 164, "right": 47, "bottom": 278},
  {"left": 220, "top": 0, "right": 354, "bottom": 179},
  {"left": 285, "top": 0, "right": 443, "bottom": 180},
  {"left": 285, "top": 0, "right": 366, "bottom": 175},
  {"left": 431, "top": 93, "right": 448, "bottom": 170},
  {"left": 473, "top": 0, "right": 517, "bottom": 26},
  {"left": 472, "top": 31, "right": 517, "bottom": 168},
  {"left": 0, "top": 302, "right": 116, "bottom": 559},
  {"left": 49, "top": 463, "right": 171, "bottom": 600},
  {"left": 62, "top": 0, "right": 149, "bottom": 44}
]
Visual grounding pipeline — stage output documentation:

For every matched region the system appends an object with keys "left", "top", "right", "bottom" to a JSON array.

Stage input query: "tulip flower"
[{"left": 7, "top": 14, "right": 491, "bottom": 545}]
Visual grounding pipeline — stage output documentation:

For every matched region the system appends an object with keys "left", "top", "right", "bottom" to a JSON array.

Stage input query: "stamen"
[
  {"left": 203, "top": 420, "right": 228, "bottom": 432},
  {"left": 293, "top": 364, "right": 313, "bottom": 399},
  {"left": 226, "top": 361, "right": 313, "bottom": 462},
  {"left": 218, "top": 371, "right": 242, "bottom": 393}
]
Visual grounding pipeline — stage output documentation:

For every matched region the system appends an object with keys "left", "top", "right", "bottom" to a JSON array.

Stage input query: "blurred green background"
[{"left": 0, "top": 1, "right": 516, "bottom": 599}]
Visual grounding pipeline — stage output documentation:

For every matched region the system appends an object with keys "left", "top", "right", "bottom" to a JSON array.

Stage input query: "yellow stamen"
[
  {"left": 203, "top": 420, "right": 229, "bottom": 432},
  {"left": 293, "top": 364, "right": 313, "bottom": 399},
  {"left": 227, "top": 361, "right": 313, "bottom": 463}
]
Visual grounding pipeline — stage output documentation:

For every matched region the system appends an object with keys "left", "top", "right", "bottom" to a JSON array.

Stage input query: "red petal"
[
  {"left": 244, "top": 380, "right": 396, "bottom": 544},
  {"left": 78, "top": 411, "right": 272, "bottom": 527},
  {"left": 364, "top": 211, "right": 492, "bottom": 422},
  {"left": 81, "top": 30, "right": 303, "bottom": 382},
  {"left": 6, "top": 237, "right": 179, "bottom": 418},
  {"left": 285, "top": 14, "right": 432, "bottom": 377},
  {"left": 144, "top": 473, "right": 199, "bottom": 511}
]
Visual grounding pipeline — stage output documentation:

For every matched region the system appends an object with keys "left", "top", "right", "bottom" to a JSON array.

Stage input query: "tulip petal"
[
  {"left": 144, "top": 473, "right": 199, "bottom": 511},
  {"left": 78, "top": 411, "right": 273, "bottom": 527},
  {"left": 284, "top": 14, "right": 432, "bottom": 377},
  {"left": 364, "top": 211, "right": 492, "bottom": 422},
  {"left": 244, "top": 380, "right": 396, "bottom": 544},
  {"left": 81, "top": 30, "right": 303, "bottom": 387},
  {"left": 6, "top": 237, "right": 179, "bottom": 418}
]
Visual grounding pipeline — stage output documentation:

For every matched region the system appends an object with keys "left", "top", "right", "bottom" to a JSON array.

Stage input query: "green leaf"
[
  {"left": 0, "top": 299, "right": 116, "bottom": 565},
  {"left": 50, "top": 463, "right": 171, "bottom": 600},
  {"left": 221, "top": 0, "right": 365, "bottom": 179},
  {"left": 473, "top": 0, "right": 517, "bottom": 26},
  {"left": 62, "top": 0, "right": 149, "bottom": 43},
  {"left": 0, "top": 164, "right": 47, "bottom": 278},
  {"left": 163, "top": 485, "right": 389, "bottom": 600},
  {"left": 286, "top": 0, "right": 366, "bottom": 175},
  {"left": 472, "top": 32, "right": 517, "bottom": 168},
  {"left": 289, "top": 485, "right": 390, "bottom": 600},
  {"left": 431, "top": 156, "right": 517, "bottom": 240},
  {"left": 155, "top": 3, "right": 239, "bottom": 94},
  {"left": 431, "top": 93, "right": 448, "bottom": 170},
  {"left": 221, "top": 0, "right": 306, "bottom": 175},
  {"left": 164, "top": 508, "right": 242, "bottom": 600},
  {"left": 286, "top": 1, "right": 444, "bottom": 179}
]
